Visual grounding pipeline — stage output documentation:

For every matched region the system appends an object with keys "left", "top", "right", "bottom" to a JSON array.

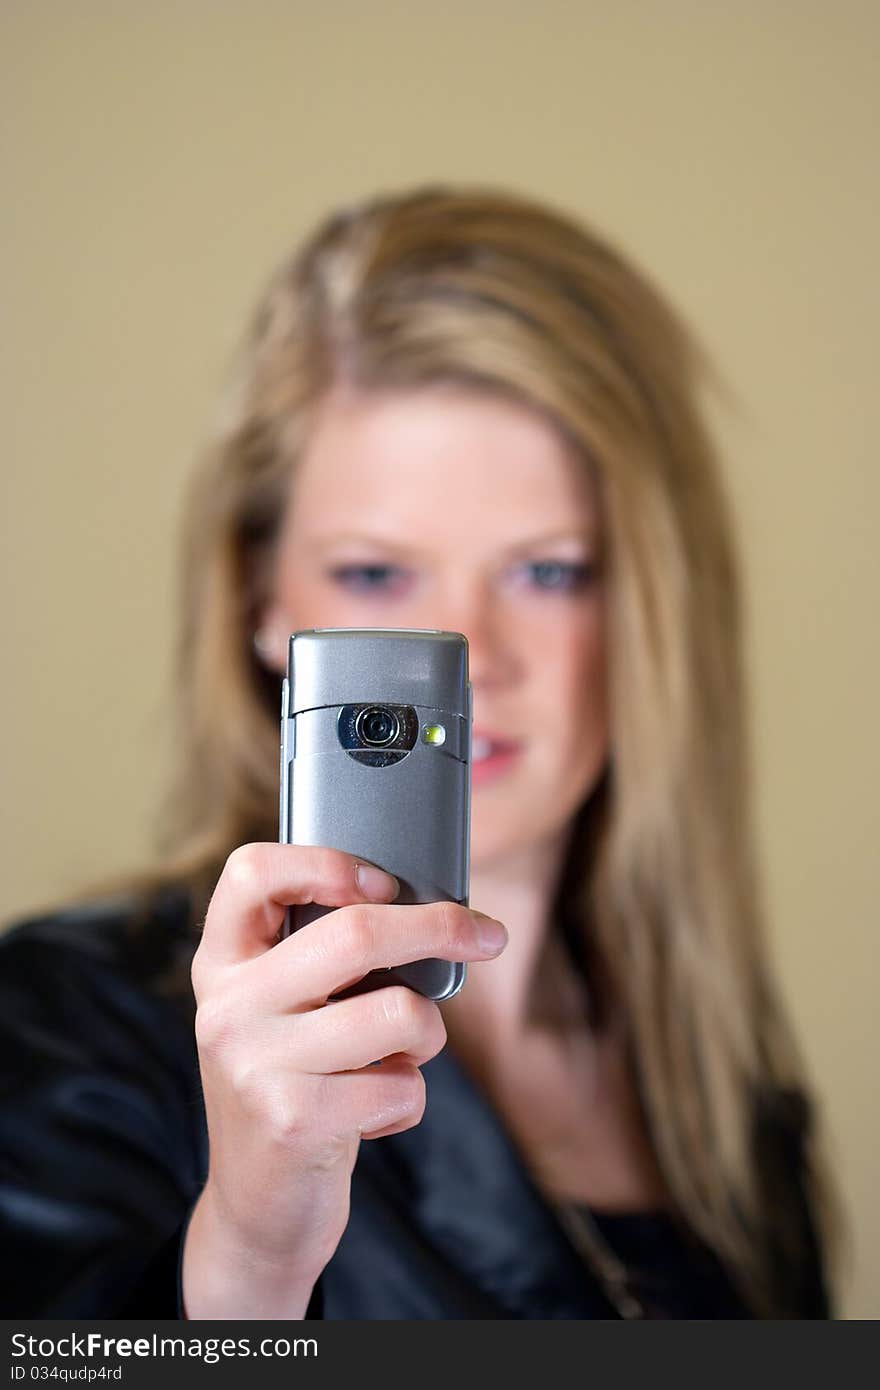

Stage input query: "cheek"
[
  {"left": 541, "top": 612, "right": 608, "bottom": 754},
  {"left": 275, "top": 562, "right": 346, "bottom": 628}
]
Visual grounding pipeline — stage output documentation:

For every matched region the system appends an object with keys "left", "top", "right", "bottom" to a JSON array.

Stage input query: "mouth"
[{"left": 471, "top": 730, "right": 521, "bottom": 763}]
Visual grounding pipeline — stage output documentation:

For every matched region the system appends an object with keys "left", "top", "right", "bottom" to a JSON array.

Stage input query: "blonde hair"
[{"left": 86, "top": 185, "right": 839, "bottom": 1315}]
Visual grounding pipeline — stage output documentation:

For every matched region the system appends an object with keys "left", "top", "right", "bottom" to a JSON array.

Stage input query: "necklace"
[{"left": 553, "top": 1201, "right": 646, "bottom": 1319}]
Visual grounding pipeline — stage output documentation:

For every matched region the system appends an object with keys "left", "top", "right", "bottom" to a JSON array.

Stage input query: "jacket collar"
[{"left": 386, "top": 1039, "right": 615, "bottom": 1317}]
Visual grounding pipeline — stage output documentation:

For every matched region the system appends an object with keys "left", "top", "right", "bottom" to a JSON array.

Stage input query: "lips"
[{"left": 472, "top": 729, "right": 520, "bottom": 762}]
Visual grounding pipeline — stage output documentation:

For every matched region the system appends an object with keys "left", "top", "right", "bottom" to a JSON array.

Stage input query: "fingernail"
[
  {"left": 473, "top": 912, "right": 508, "bottom": 954},
  {"left": 355, "top": 862, "right": 400, "bottom": 901}
]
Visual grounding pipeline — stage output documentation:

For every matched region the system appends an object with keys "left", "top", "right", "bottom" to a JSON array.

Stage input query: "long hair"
[{"left": 78, "top": 185, "right": 839, "bottom": 1315}]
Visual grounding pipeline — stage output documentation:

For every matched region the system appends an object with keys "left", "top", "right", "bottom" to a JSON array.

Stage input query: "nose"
[{"left": 426, "top": 577, "right": 519, "bottom": 691}]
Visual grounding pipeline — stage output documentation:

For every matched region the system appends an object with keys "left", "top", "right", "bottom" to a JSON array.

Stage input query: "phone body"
[{"left": 279, "top": 627, "right": 472, "bottom": 1002}]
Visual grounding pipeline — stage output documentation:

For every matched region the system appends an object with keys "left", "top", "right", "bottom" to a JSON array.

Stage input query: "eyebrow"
[{"left": 309, "top": 529, "right": 597, "bottom": 556}]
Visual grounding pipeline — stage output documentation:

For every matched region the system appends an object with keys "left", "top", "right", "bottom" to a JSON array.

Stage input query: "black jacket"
[{"left": 0, "top": 886, "right": 830, "bottom": 1319}]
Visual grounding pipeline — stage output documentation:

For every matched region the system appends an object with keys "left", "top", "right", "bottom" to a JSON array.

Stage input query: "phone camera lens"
[{"left": 356, "top": 706, "right": 400, "bottom": 746}]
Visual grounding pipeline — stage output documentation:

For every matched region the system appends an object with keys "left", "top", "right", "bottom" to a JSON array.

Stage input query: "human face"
[{"left": 260, "top": 386, "right": 608, "bottom": 869}]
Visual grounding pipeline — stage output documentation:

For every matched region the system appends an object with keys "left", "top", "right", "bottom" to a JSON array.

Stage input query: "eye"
[
  {"left": 327, "top": 564, "right": 409, "bottom": 594},
  {"left": 525, "top": 560, "right": 595, "bottom": 592}
]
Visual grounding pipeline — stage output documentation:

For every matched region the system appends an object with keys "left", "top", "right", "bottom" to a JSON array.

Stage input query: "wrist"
[{"left": 182, "top": 1182, "right": 323, "bottom": 1320}]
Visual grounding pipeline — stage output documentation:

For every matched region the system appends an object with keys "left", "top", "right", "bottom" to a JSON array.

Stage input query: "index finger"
[
  {"left": 252, "top": 899, "right": 508, "bottom": 1011},
  {"left": 196, "top": 842, "right": 399, "bottom": 968}
]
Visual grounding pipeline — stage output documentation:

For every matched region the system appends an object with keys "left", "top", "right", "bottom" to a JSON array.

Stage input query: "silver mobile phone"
[{"left": 279, "top": 628, "right": 472, "bottom": 1002}]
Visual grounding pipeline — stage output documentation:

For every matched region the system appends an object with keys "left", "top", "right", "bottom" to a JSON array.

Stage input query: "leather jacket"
[{"left": 0, "top": 885, "right": 830, "bottom": 1319}]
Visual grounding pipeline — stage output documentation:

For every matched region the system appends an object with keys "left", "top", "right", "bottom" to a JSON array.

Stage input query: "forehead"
[{"left": 285, "top": 387, "right": 599, "bottom": 545}]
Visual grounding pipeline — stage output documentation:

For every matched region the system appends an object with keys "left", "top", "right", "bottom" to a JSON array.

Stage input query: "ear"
[{"left": 253, "top": 598, "right": 290, "bottom": 673}]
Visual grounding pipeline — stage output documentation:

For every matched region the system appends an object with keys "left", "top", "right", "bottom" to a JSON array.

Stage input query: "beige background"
[{"left": 2, "top": 1, "right": 877, "bottom": 1317}]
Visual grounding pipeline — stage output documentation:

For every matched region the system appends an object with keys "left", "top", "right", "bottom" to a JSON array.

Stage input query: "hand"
[{"left": 181, "top": 843, "right": 508, "bottom": 1318}]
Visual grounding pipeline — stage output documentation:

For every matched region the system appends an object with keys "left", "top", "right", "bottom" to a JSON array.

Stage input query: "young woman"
[{"left": 0, "top": 186, "right": 837, "bottom": 1319}]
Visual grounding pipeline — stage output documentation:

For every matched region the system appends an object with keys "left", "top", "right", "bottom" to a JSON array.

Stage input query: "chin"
[{"left": 469, "top": 809, "right": 555, "bottom": 870}]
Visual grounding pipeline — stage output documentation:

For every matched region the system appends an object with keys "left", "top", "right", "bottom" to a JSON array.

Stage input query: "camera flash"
[{"left": 422, "top": 723, "right": 446, "bottom": 746}]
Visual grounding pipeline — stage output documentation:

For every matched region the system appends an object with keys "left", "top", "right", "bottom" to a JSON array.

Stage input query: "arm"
[
  {"left": 754, "top": 1085, "right": 834, "bottom": 1319},
  {"left": 0, "top": 916, "right": 204, "bottom": 1318}
]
